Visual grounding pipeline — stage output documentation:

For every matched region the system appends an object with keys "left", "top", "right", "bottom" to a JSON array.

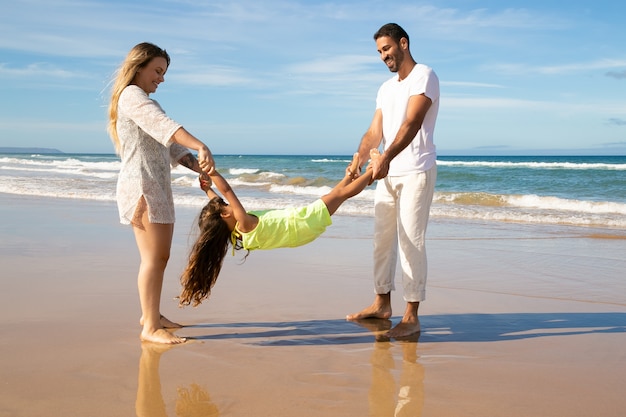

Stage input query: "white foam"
[{"left": 438, "top": 159, "right": 626, "bottom": 171}]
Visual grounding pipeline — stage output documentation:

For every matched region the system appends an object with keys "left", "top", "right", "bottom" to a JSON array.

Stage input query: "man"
[{"left": 347, "top": 23, "right": 439, "bottom": 338}]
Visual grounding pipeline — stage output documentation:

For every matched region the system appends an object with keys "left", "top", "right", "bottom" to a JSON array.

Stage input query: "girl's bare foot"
[
  {"left": 140, "top": 315, "right": 183, "bottom": 329},
  {"left": 140, "top": 328, "right": 187, "bottom": 344}
]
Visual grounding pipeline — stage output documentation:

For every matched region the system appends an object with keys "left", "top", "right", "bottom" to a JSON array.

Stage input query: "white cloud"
[
  {"left": 286, "top": 55, "right": 378, "bottom": 75},
  {"left": 0, "top": 63, "right": 84, "bottom": 79},
  {"left": 487, "top": 59, "right": 626, "bottom": 76},
  {"left": 0, "top": 118, "right": 104, "bottom": 132},
  {"left": 443, "top": 96, "right": 624, "bottom": 115},
  {"left": 443, "top": 81, "right": 504, "bottom": 89},
  {"left": 169, "top": 65, "right": 255, "bottom": 86},
  {"left": 1, "top": 1, "right": 625, "bottom": 153}
]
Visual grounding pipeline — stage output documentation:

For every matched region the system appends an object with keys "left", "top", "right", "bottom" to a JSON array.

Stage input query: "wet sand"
[{"left": 1, "top": 194, "right": 625, "bottom": 416}]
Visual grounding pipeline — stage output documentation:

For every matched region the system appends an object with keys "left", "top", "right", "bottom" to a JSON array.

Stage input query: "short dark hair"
[{"left": 373, "top": 23, "right": 409, "bottom": 47}]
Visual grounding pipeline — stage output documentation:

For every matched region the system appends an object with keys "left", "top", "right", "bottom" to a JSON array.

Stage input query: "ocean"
[{"left": 1, "top": 153, "right": 625, "bottom": 229}]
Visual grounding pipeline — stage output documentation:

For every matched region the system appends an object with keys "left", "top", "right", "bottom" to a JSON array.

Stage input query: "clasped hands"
[
  {"left": 348, "top": 148, "right": 388, "bottom": 185},
  {"left": 197, "top": 147, "right": 215, "bottom": 176}
]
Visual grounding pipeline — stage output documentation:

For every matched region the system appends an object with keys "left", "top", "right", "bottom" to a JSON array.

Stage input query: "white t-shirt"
[{"left": 376, "top": 63, "right": 439, "bottom": 175}]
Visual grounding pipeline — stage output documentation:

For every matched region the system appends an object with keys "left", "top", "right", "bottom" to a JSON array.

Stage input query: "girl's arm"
[
  {"left": 207, "top": 171, "right": 258, "bottom": 233},
  {"left": 200, "top": 179, "right": 221, "bottom": 201}
]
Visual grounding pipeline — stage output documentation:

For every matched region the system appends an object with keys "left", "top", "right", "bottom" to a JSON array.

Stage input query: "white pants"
[{"left": 373, "top": 165, "right": 437, "bottom": 302}]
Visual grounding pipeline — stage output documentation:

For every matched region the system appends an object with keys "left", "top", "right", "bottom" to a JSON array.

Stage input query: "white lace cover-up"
[{"left": 115, "top": 85, "right": 190, "bottom": 225}]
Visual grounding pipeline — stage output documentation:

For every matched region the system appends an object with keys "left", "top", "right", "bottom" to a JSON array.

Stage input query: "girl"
[
  {"left": 179, "top": 152, "right": 378, "bottom": 307},
  {"left": 108, "top": 42, "right": 215, "bottom": 344}
]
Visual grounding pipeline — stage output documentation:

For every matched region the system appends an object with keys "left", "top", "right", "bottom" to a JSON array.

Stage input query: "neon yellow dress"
[{"left": 233, "top": 199, "right": 331, "bottom": 250}]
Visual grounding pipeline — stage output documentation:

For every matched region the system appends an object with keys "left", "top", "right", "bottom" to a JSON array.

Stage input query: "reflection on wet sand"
[
  {"left": 136, "top": 342, "right": 219, "bottom": 417},
  {"left": 136, "top": 320, "right": 425, "bottom": 416},
  {"left": 353, "top": 319, "right": 425, "bottom": 417}
]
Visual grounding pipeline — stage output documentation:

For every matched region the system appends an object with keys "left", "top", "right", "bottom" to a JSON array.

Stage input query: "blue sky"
[{"left": 1, "top": 0, "right": 625, "bottom": 155}]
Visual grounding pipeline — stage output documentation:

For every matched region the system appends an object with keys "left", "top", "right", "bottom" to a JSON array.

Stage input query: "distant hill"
[{"left": 0, "top": 147, "right": 64, "bottom": 154}]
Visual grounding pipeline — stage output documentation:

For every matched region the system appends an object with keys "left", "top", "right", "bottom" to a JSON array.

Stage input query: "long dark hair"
[{"left": 179, "top": 197, "right": 233, "bottom": 307}]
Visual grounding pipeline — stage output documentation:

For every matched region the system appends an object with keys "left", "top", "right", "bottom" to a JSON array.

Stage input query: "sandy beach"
[{"left": 1, "top": 193, "right": 625, "bottom": 417}]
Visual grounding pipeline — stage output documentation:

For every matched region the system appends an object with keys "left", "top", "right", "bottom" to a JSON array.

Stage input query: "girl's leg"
[
  {"left": 322, "top": 153, "right": 375, "bottom": 215},
  {"left": 132, "top": 203, "right": 185, "bottom": 344},
  {"left": 321, "top": 170, "right": 373, "bottom": 215}
]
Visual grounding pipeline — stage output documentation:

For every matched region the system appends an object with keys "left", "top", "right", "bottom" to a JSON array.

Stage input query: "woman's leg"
[{"left": 132, "top": 202, "right": 185, "bottom": 344}]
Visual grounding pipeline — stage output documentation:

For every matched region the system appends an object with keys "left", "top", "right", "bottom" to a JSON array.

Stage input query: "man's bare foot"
[
  {"left": 140, "top": 315, "right": 183, "bottom": 329},
  {"left": 385, "top": 316, "right": 421, "bottom": 338},
  {"left": 346, "top": 304, "right": 392, "bottom": 321},
  {"left": 140, "top": 328, "right": 187, "bottom": 344},
  {"left": 347, "top": 293, "right": 392, "bottom": 321},
  {"left": 349, "top": 318, "right": 392, "bottom": 332},
  {"left": 348, "top": 318, "right": 392, "bottom": 342}
]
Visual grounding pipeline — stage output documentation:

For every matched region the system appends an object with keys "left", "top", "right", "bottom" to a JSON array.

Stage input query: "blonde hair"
[{"left": 107, "top": 42, "right": 170, "bottom": 154}]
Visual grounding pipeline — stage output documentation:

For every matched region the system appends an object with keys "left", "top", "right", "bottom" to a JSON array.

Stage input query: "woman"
[{"left": 108, "top": 42, "right": 214, "bottom": 344}]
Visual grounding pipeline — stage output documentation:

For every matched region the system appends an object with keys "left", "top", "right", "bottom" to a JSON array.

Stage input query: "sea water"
[{"left": 1, "top": 153, "right": 625, "bottom": 229}]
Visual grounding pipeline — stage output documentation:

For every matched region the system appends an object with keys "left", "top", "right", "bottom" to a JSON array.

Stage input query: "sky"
[{"left": 1, "top": 0, "right": 625, "bottom": 155}]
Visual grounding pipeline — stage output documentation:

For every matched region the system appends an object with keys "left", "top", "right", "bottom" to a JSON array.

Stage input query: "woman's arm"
[
  {"left": 177, "top": 152, "right": 203, "bottom": 174},
  {"left": 171, "top": 127, "right": 215, "bottom": 174}
]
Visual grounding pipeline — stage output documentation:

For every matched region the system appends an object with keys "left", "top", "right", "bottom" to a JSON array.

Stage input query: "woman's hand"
[{"left": 197, "top": 146, "right": 215, "bottom": 175}]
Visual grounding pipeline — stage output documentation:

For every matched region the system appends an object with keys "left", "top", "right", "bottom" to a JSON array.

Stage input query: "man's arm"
[
  {"left": 374, "top": 93, "right": 432, "bottom": 180},
  {"left": 354, "top": 109, "right": 383, "bottom": 179}
]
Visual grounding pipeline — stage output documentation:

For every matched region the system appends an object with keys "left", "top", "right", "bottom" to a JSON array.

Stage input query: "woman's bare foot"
[
  {"left": 140, "top": 328, "right": 187, "bottom": 344},
  {"left": 158, "top": 315, "right": 183, "bottom": 329},
  {"left": 140, "top": 315, "right": 183, "bottom": 329}
]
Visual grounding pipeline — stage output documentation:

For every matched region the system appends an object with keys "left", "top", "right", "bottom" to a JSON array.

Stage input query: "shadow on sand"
[{"left": 184, "top": 312, "right": 626, "bottom": 345}]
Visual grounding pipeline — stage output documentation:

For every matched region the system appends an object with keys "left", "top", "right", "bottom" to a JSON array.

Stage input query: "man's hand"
[{"left": 368, "top": 148, "right": 388, "bottom": 183}]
